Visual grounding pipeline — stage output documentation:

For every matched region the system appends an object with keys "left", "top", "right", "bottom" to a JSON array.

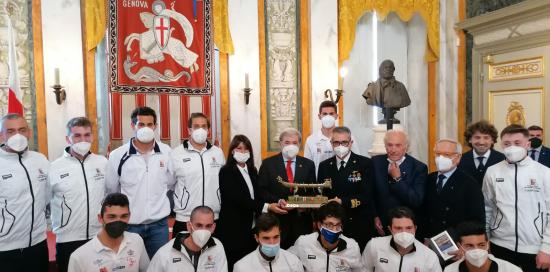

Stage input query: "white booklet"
[{"left": 430, "top": 230, "right": 459, "bottom": 261}]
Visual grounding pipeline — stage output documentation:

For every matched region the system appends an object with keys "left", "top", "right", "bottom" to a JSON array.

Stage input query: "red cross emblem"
[{"left": 154, "top": 15, "right": 171, "bottom": 49}]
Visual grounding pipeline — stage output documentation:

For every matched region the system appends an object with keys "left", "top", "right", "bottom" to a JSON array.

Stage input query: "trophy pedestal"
[
  {"left": 368, "top": 124, "right": 403, "bottom": 157},
  {"left": 285, "top": 195, "right": 329, "bottom": 208}
]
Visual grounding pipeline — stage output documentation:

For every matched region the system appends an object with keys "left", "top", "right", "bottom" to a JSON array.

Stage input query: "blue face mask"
[
  {"left": 320, "top": 227, "right": 341, "bottom": 244},
  {"left": 260, "top": 243, "right": 280, "bottom": 258}
]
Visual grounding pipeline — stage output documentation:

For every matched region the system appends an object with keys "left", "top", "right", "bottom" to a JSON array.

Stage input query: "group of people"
[{"left": 1, "top": 100, "right": 550, "bottom": 272}]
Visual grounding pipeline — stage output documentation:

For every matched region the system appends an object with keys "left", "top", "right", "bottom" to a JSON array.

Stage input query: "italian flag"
[{"left": 7, "top": 16, "right": 23, "bottom": 115}]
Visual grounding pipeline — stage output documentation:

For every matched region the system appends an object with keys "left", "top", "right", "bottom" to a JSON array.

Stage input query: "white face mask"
[
  {"left": 191, "top": 128, "right": 208, "bottom": 144},
  {"left": 282, "top": 144, "right": 299, "bottom": 159},
  {"left": 6, "top": 134, "right": 28, "bottom": 152},
  {"left": 465, "top": 248, "right": 489, "bottom": 268},
  {"left": 503, "top": 145, "right": 527, "bottom": 163},
  {"left": 233, "top": 151, "right": 250, "bottom": 163},
  {"left": 71, "top": 141, "right": 91, "bottom": 156},
  {"left": 393, "top": 231, "right": 415, "bottom": 248},
  {"left": 136, "top": 127, "right": 155, "bottom": 143},
  {"left": 334, "top": 145, "right": 350, "bottom": 159},
  {"left": 435, "top": 155, "right": 454, "bottom": 172},
  {"left": 321, "top": 115, "right": 336, "bottom": 128},
  {"left": 191, "top": 227, "right": 212, "bottom": 248}
]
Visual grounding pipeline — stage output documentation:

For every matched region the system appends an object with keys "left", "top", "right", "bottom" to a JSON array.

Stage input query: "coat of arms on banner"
[{"left": 109, "top": 0, "right": 213, "bottom": 94}]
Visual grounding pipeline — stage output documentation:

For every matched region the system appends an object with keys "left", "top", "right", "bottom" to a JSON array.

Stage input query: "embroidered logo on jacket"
[{"left": 2, "top": 174, "right": 13, "bottom": 180}]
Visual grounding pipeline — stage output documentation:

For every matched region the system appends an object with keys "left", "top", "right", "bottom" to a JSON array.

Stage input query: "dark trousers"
[
  {"left": 277, "top": 210, "right": 313, "bottom": 249},
  {"left": 0, "top": 240, "right": 49, "bottom": 272},
  {"left": 56, "top": 240, "right": 89, "bottom": 272},
  {"left": 491, "top": 243, "right": 544, "bottom": 272}
]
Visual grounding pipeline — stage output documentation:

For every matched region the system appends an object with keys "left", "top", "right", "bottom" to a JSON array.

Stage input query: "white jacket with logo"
[
  {"left": 234, "top": 247, "right": 304, "bottom": 272},
  {"left": 288, "top": 232, "right": 365, "bottom": 272},
  {"left": 147, "top": 232, "right": 227, "bottom": 272},
  {"left": 483, "top": 157, "right": 550, "bottom": 254},
  {"left": 0, "top": 147, "right": 49, "bottom": 251},
  {"left": 362, "top": 235, "right": 441, "bottom": 272},
  {"left": 171, "top": 141, "right": 225, "bottom": 222},
  {"left": 49, "top": 148, "right": 109, "bottom": 243},
  {"left": 106, "top": 139, "right": 175, "bottom": 224}
]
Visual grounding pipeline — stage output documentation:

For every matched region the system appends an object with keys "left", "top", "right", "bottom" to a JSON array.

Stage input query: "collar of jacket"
[
  {"left": 172, "top": 231, "right": 217, "bottom": 252},
  {"left": 182, "top": 139, "right": 213, "bottom": 151},
  {"left": 316, "top": 232, "right": 348, "bottom": 253},
  {"left": 128, "top": 138, "right": 161, "bottom": 155}
]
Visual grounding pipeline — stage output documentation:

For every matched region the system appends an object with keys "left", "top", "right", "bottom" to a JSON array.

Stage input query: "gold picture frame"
[{"left": 488, "top": 88, "right": 545, "bottom": 134}]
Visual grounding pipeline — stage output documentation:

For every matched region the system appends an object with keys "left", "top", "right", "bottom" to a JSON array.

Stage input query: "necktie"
[
  {"left": 286, "top": 160, "right": 294, "bottom": 192},
  {"left": 436, "top": 174, "right": 446, "bottom": 193},
  {"left": 476, "top": 156, "right": 485, "bottom": 171},
  {"left": 531, "top": 150, "right": 537, "bottom": 160},
  {"left": 339, "top": 160, "right": 345, "bottom": 171}
]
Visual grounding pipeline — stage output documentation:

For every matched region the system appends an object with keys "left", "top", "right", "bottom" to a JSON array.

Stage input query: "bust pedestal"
[{"left": 368, "top": 124, "right": 404, "bottom": 157}]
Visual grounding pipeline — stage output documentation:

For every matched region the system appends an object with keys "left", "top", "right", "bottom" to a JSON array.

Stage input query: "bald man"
[{"left": 371, "top": 130, "right": 428, "bottom": 235}]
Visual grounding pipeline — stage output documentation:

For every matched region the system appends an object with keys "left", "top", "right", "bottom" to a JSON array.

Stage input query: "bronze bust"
[{"left": 362, "top": 60, "right": 410, "bottom": 128}]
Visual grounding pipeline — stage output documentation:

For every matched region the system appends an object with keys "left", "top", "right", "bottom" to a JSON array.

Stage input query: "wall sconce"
[
  {"left": 243, "top": 72, "right": 251, "bottom": 105},
  {"left": 324, "top": 89, "right": 343, "bottom": 103},
  {"left": 52, "top": 68, "right": 66, "bottom": 105}
]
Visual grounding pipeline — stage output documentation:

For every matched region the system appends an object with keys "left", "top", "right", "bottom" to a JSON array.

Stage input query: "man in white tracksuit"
[
  {"left": 483, "top": 124, "right": 550, "bottom": 271},
  {"left": 171, "top": 112, "right": 225, "bottom": 235},
  {"left": 362, "top": 206, "right": 441, "bottom": 272},
  {"left": 106, "top": 106, "right": 175, "bottom": 258},
  {"left": 289, "top": 202, "right": 364, "bottom": 271},
  {"left": 444, "top": 221, "right": 521, "bottom": 272},
  {"left": 49, "top": 117, "right": 110, "bottom": 272},
  {"left": 234, "top": 213, "right": 303, "bottom": 272},
  {"left": 0, "top": 113, "right": 50, "bottom": 271},
  {"left": 147, "top": 206, "right": 227, "bottom": 272}
]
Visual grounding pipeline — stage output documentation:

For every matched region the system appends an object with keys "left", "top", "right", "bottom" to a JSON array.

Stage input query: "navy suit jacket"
[
  {"left": 535, "top": 146, "right": 550, "bottom": 168},
  {"left": 371, "top": 154, "right": 428, "bottom": 227},
  {"left": 458, "top": 149, "right": 505, "bottom": 186}
]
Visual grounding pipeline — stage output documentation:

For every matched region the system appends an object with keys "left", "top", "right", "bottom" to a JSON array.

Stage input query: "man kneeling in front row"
[
  {"left": 234, "top": 213, "right": 303, "bottom": 272},
  {"left": 148, "top": 206, "right": 228, "bottom": 271},
  {"left": 444, "top": 221, "right": 521, "bottom": 272},
  {"left": 68, "top": 193, "right": 150, "bottom": 271}
]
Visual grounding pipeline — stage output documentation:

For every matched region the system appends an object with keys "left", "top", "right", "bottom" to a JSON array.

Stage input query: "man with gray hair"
[
  {"left": 48, "top": 117, "right": 111, "bottom": 272},
  {"left": 421, "top": 139, "right": 484, "bottom": 245},
  {"left": 258, "top": 127, "right": 316, "bottom": 249},
  {"left": 371, "top": 130, "right": 427, "bottom": 236},
  {"left": 0, "top": 113, "right": 50, "bottom": 271}
]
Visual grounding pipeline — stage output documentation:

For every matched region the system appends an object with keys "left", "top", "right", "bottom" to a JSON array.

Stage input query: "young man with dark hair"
[
  {"left": 289, "top": 202, "right": 363, "bottom": 271},
  {"left": 68, "top": 193, "right": 150, "bottom": 271},
  {"left": 49, "top": 116, "right": 111, "bottom": 272},
  {"left": 444, "top": 221, "right": 521, "bottom": 272},
  {"left": 0, "top": 113, "right": 50, "bottom": 272},
  {"left": 363, "top": 207, "right": 441, "bottom": 272},
  {"left": 106, "top": 106, "right": 175, "bottom": 258},
  {"left": 527, "top": 125, "right": 550, "bottom": 167},
  {"left": 458, "top": 120, "right": 505, "bottom": 185},
  {"left": 304, "top": 101, "right": 360, "bottom": 174},
  {"left": 234, "top": 213, "right": 303, "bottom": 272},
  {"left": 171, "top": 112, "right": 225, "bottom": 235},
  {"left": 483, "top": 124, "right": 550, "bottom": 271},
  {"left": 148, "top": 206, "right": 227, "bottom": 272}
]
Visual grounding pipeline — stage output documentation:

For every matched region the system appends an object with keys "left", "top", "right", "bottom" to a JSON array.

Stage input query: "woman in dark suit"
[{"left": 215, "top": 135, "right": 265, "bottom": 270}]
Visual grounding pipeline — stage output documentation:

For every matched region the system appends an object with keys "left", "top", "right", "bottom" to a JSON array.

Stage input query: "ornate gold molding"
[{"left": 488, "top": 56, "right": 544, "bottom": 81}]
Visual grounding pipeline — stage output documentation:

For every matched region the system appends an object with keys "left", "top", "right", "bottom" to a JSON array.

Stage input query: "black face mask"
[
  {"left": 104, "top": 221, "right": 128, "bottom": 238},
  {"left": 530, "top": 137, "right": 543, "bottom": 149}
]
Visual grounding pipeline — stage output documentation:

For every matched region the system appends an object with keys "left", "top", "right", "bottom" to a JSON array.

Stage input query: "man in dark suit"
[
  {"left": 258, "top": 127, "right": 317, "bottom": 249},
  {"left": 458, "top": 120, "right": 505, "bottom": 186},
  {"left": 422, "top": 139, "right": 485, "bottom": 242},
  {"left": 371, "top": 130, "right": 427, "bottom": 235},
  {"left": 317, "top": 126, "right": 375, "bottom": 250},
  {"left": 528, "top": 125, "right": 550, "bottom": 168}
]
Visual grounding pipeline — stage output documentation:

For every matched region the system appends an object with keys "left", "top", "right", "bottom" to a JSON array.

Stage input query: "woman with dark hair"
[{"left": 215, "top": 135, "right": 268, "bottom": 270}]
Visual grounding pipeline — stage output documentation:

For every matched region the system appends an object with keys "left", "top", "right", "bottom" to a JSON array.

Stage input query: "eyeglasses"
[
  {"left": 331, "top": 141, "right": 350, "bottom": 147},
  {"left": 322, "top": 222, "right": 342, "bottom": 231},
  {"left": 434, "top": 152, "right": 458, "bottom": 158}
]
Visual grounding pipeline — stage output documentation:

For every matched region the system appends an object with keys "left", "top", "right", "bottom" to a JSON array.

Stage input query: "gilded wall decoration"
[
  {"left": 488, "top": 88, "right": 544, "bottom": 135},
  {"left": 265, "top": 0, "right": 300, "bottom": 151},
  {"left": 489, "top": 57, "right": 544, "bottom": 81}
]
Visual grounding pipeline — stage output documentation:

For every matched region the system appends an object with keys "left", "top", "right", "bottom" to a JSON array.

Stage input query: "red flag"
[{"left": 7, "top": 17, "right": 23, "bottom": 115}]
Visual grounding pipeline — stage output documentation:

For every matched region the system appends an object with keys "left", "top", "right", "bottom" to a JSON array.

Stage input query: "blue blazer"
[
  {"left": 458, "top": 149, "right": 505, "bottom": 186},
  {"left": 371, "top": 154, "right": 428, "bottom": 227},
  {"left": 536, "top": 146, "right": 550, "bottom": 168}
]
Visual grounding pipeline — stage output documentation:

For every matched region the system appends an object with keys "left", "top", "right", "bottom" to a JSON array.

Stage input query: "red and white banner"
[
  {"left": 108, "top": 0, "right": 213, "bottom": 94},
  {"left": 7, "top": 17, "right": 23, "bottom": 115}
]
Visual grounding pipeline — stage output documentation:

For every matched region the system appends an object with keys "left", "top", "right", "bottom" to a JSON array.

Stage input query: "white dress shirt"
[{"left": 473, "top": 149, "right": 491, "bottom": 168}]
